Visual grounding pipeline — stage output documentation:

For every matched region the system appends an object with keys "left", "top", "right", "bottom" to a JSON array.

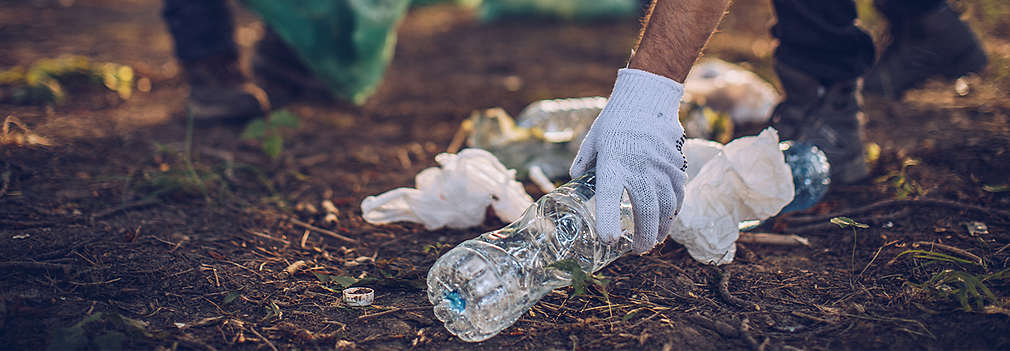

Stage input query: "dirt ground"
[{"left": 2, "top": 0, "right": 1010, "bottom": 350}]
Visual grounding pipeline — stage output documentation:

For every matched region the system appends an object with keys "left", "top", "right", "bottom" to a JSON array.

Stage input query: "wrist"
[{"left": 604, "top": 68, "right": 684, "bottom": 119}]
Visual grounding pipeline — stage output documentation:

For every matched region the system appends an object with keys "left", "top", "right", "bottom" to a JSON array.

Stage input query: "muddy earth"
[{"left": 2, "top": 0, "right": 1009, "bottom": 350}]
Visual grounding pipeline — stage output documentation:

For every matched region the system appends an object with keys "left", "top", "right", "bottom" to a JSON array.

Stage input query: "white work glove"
[{"left": 570, "top": 68, "right": 688, "bottom": 254}]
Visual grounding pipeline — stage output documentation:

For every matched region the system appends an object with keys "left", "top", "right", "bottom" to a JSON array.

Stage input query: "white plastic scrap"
[
  {"left": 669, "top": 128, "right": 795, "bottom": 265},
  {"left": 360, "top": 148, "right": 534, "bottom": 230}
]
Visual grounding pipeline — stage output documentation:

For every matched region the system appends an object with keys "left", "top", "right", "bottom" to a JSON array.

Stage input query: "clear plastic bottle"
[
  {"left": 515, "top": 96, "right": 606, "bottom": 146},
  {"left": 779, "top": 141, "right": 831, "bottom": 214},
  {"left": 427, "top": 173, "right": 632, "bottom": 342}
]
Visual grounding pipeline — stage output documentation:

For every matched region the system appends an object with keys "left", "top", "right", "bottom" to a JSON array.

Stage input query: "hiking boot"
[
  {"left": 771, "top": 63, "right": 869, "bottom": 184},
  {"left": 183, "top": 54, "right": 268, "bottom": 122},
  {"left": 252, "top": 29, "right": 331, "bottom": 108},
  {"left": 864, "top": 4, "right": 988, "bottom": 99}
]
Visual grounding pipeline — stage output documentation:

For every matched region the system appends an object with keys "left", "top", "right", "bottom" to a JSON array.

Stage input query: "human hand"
[{"left": 570, "top": 69, "right": 687, "bottom": 254}]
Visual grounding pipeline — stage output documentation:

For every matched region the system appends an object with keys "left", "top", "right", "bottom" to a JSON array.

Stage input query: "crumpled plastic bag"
[
  {"left": 361, "top": 148, "right": 534, "bottom": 230},
  {"left": 669, "top": 128, "right": 794, "bottom": 265}
]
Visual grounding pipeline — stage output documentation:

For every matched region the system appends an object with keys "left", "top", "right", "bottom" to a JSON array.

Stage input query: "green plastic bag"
[
  {"left": 242, "top": 0, "right": 411, "bottom": 104},
  {"left": 480, "top": 0, "right": 638, "bottom": 21},
  {"left": 411, "top": 0, "right": 481, "bottom": 8}
]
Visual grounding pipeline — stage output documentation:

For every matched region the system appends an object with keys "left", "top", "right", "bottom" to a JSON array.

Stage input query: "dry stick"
[
  {"left": 739, "top": 318, "right": 761, "bottom": 351},
  {"left": 300, "top": 230, "right": 310, "bottom": 249},
  {"left": 737, "top": 232, "right": 810, "bottom": 247},
  {"left": 715, "top": 268, "right": 757, "bottom": 311},
  {"left": 279, "top": 260, "right": 307, "bottom": 279},
  {"left": 783, "top": 198, "right": 1010, "bottom": 225},
  {"left": 90, "top": 198, "right": 159, "bottom": 223},
  {"left": 790, "top": 311, "right": 837, "bottom": 324},
  {"left": 248, "top": 326, "right": 278, "bottom": 351},
  {"left": 0, "top": 261, "right": 71, "bottom": 273},
  {"left": 289, "top": 218, "right": 357, "bottom": 243},
  {"left": 788, "top": 209, "right": 912, "bottom": 234},
  {"left": 246, "top": 230, "right": 290, "bottom": 245},
  {"left": 357, "top": 306, "right": 430, "bottom": 320},
  {"left": 860, "top": 240, "right": 899, "bottom": 277},
  {"left": 357, "top": 308, "right": 401, "bottom": 320},
  {"left": 687, "top": 314, "right": 739, "bottom": 337}
]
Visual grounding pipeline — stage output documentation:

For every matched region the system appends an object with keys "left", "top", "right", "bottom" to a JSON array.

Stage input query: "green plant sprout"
[
  {"left": 831, "top": 216, "right": 869, "bottom": 281},
  {"left": 548, "top": 258, "right": 611, "bottom": 300},
  {"left": 875, "top": 158, "right": 924, "bottom": 199},
  {"left": 241, "top": 109, "right": 301, "bottom": 160},
  {"left": 895, "top": 244, "right": 1008, "bottom": 313}
]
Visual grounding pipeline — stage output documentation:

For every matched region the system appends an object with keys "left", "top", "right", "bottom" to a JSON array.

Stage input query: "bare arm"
[{"left": 629, "top": 0, "right": 732, "bottom": 82}]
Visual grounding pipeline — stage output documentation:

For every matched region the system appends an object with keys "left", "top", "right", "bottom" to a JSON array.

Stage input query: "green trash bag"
[
  {"left": 411, "top": 0, "right": 481, "bottom": 8},
  {"left": 242, "top": 0, "right": 411, "bottom": 104},
  {"left": 480, "top": 0, "right": 638, "bottom": 21}
]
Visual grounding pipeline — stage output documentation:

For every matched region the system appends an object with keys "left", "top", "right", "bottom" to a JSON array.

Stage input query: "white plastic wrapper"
[
  {"left": 360, "top": 149, "right": 534, "bottom": 230},
  {"left": 670, "top": 128, "right": 795, "bottom": 265}
]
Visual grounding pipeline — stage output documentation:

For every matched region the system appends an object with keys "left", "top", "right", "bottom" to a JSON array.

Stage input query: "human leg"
[
  {"left": 769, "top": 0, "right": 870, "bottom": 183},
  {"left": 162, "top": 0, "right": 266, "bottom": 121}
]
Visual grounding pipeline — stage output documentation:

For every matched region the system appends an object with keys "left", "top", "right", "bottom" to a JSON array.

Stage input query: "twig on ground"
[
  {"left": 357, "top": 306, "right": 431, "bottom": 320},
  {"left": 279, "top": 260, "right": 307, "bottom": 279},
  {"left": 289, "top": 218, "right": 356, "bottom": 243},
  {"left": 176, "top": 333, "right": 217, "bottom": 351},
  {"left": 686, "top": 313, "right": 738, "bottom": 337},
  {"left": 715, "top": 268, "right": 758, "bottom": 311},
  {"left": 737, "top": 232, "right": 810, "bottom": 247},
  {"left": 791, "top": 311, "right": 838, "bottom": 324},
  {"left": 300, "top": 230, "right": 310, "bottom": 249},
  {"left": 784, "top": 198, "right": 1010, "bottom": 225},
  {"left": 69, "top": 277, "right": 121, "bottom": 286},
  {"left": 248, "top": 326, "right": 278, "bottom": 351},
  {"left": 0, "top": 261, "right": 71, "bottom": 273},
  {"left": 246, "top": 230, "right": 290, "bottom": 245},
  {"left": 788, "top": 209, "right": 911, "bottom": 233},
  {"left": 358, "top": 307, "right": 401, "bottom": 320},
  {"left": 739, "top": 318, "right": 761, "bottom": 351},
  {"left": 90, "top": 198, "right": 159, "bottom": 223},
  {"left": 860, "top": 240, "right": 899, "bottom": 276}
]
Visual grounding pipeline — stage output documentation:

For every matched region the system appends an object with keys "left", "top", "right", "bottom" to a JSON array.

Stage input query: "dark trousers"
[
  {"left": 772, "top": 0, "right": 945, "bottom": 84},
  {"left": 162, "top": 0, "right": 237, "bottom": 63}
]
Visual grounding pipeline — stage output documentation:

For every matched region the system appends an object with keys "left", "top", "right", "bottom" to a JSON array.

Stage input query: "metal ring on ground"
[{"left": 342, "top": 287, "right": 374, "bottom": 307}]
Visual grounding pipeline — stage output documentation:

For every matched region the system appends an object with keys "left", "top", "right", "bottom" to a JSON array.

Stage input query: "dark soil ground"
[{"left": 2, "top": 0, "right": 1010, "bottom": 350}]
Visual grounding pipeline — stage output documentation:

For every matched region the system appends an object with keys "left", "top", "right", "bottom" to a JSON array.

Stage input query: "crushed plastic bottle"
[
  {"left": 683, "top": 59, "right": 780, "bottom": 126},
  {"left": 427, "top": 173, "right": 632, "bottom": 342},
  {"left": 779, "top": 141, "right": 831, "bottom": 214},
  {"left": 468, "top": 97, "right": 606, "bottom": 180},
  {"left": 515, "top": 96, "right": 606, "bottom": 146}
]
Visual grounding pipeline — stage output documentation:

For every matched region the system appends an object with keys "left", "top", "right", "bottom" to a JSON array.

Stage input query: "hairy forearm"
[{"left": 629, "top": 0, "right": 732, "bottom": 82}]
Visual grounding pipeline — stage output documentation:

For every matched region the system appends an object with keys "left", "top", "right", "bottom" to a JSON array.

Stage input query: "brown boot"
[
  {"left": 863, "top": 5, "right": 987, "bottom": 99},
  {"left": 771, "top": 63, "right": 869, "bottom": 184},
  {"left": 182, "top": 54, "right": 268, "bottom": 122}
]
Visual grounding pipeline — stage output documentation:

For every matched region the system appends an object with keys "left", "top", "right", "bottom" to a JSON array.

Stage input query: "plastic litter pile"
[
  {"left": 464, "top": 59, "right": 780, "bottom": 180},
  {"left": 360, "top": 149, "right": 533, "bottom": 230}
]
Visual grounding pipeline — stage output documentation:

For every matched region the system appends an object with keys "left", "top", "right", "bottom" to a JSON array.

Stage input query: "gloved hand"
[{"left": 570, "top": 68, "right": 688, "bottom": 254}]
